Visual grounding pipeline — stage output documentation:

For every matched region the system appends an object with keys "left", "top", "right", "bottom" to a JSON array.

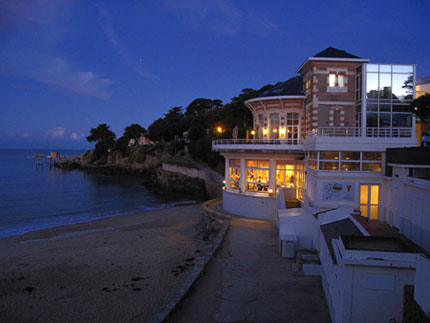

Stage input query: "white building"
[{"left": 213, "top": 47, "right": 430, "bottom": 322}]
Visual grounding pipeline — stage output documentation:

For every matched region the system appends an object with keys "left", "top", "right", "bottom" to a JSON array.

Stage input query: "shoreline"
[
  {"left": 0, "top": 204, "right": 211, "bottom": 322},
  {"left": 0, "top": 199, "right": 201, "bottom": 240}
]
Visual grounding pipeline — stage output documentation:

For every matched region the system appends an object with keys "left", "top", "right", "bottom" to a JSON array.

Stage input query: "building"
[{"left": 213, "top": 48, "right": 430, "bottom": 322}]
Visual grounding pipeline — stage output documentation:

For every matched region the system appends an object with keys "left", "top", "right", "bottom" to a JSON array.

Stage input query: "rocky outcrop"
[{"left": 55, "top": 149, "right": 221, "bottom": 200}]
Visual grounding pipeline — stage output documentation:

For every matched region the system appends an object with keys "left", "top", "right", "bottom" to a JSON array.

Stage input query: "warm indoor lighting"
[
  {"left": 263, "top": 128, "right": 268, "bottom": 135},
  {"left": 279, "top": 127, "right": 286, "bottom": 136},
  {"left": 251, "top": 130, "right": 255, "bottom": 135},
  {"left": 268, "top": 189, "right": 273, "bottom": 193},
  {"left": 217, "top": 127, "right": 223, "bottom": 133},
  {"left": 415, "top": 107, "right": 418, "bottom": 111},
  {"left": 222, "top": 180, "right": 226, "bottom": 184}
]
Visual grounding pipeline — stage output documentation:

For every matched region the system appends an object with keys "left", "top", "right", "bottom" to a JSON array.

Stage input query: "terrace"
[{"left": 213, "top": 126, "right": 416, "bottom": 152}]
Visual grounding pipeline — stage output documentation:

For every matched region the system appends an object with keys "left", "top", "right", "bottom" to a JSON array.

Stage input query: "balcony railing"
[
  {"left": 308, "top": 127, "right": 413, "bottom": 138},
  {"left": 212, "top": 138, "right": 303, "bottom": 145}
]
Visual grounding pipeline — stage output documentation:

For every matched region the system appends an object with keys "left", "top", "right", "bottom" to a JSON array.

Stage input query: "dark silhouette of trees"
[
  {"left": 410, "top": 94, "right": 430, "bottom": 123},
  {"left": 86, "top": 124, "right": 116, "bottom": 158}
]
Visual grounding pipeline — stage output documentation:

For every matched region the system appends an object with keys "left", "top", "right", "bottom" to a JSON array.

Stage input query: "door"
[{"left": 360, "top": 184, "right": 379, "bottom": 220}]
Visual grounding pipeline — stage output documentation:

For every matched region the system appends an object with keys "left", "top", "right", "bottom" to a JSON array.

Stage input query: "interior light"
[
  {"left": 251, "top": 130, "right": 255, "bottom": 135},
  {"left": 217, "top": 127, "right": 223, "bottom": 133}
]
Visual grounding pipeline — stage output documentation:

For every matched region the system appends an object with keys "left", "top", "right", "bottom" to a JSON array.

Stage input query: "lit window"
[
  {"left": 245, "top": 160, "right": 269, "bottom": 192},
  {"left": 329, "top": 73, "right": 345, "bottom": 88},
  {"left": 305, "top": 78, "right": 311, "bottom": 91},
  {"left": 228, "top": 159, "right": 240, "bottom": 190},
  {"left": 338, "top": 74, "right": 344, "bottom": 87},
  {"left": 329, "top": 73, "right": 336, "bottom": 87}
]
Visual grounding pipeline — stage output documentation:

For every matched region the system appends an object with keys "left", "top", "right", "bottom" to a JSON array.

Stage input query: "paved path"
[{"left": 169, "top": 205, "right": 331, "bottom": 323}]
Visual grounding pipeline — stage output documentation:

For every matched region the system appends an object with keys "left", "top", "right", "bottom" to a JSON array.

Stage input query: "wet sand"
[{"left": 0, "top": 204, "right": 208, "bottom": 322}]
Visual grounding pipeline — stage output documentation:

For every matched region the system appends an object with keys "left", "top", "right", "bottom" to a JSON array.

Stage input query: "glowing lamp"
[
  {"left": 279, "top": 127, "right": 286, "bottom": 136},
  {"left": 268, "top": 189, "right": 273, "bottom": 193},
  {"left": 222, "top": 180, "right": 226, "bottom": 184},
  {"left": 251, "top": 130, "right": 255, "bottom": 135},
  {"left": 217, "top": 127, "right": 223, "bottom": 133},
  {"left": 262, "top": 128, "right": 268, "bottom": 135},
  {"left": 273, "top": 128, "right": 277, "bottom": 133}
]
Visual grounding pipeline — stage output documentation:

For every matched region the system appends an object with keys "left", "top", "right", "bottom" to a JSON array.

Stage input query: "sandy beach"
[{"left": 0, "top": 204, "right": 211, "bottom": 323}]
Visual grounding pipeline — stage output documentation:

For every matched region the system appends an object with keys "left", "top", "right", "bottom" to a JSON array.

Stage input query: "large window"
[
  {"left": 228, "top": 159, "right": 240, "bottom": 190},
  {"left": 276, "top": 161, "right": 295, "bottom": 188},
  {"left": 360, "top": 184, "right": 379, "bottom": 220},
  {"left": 316, "top": 151, "right": 382, "bottom": 172},
  {"left": 245, "top": 160, "right": 269, "bottom": 192},
  {"left": 365, "top": 64, "right": 414, "bottom": 131},
  {"left": 270, "top": 113, "right": 279, "bottom": 139}
]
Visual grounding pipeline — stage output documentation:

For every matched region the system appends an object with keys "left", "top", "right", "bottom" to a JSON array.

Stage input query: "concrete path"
[{"left": 169, "top": 204, "right": 331, "bottom": 323}]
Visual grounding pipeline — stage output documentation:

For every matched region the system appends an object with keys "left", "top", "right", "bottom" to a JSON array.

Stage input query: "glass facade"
[
  {"left": 365, "top": 64, "right": 414, "bottom": 131},
  {"left": 228, "top": 159, "right": 240, "bottom": 190}
]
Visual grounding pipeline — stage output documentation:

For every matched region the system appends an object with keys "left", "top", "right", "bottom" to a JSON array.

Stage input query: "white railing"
[
  {"left": 309, "top": 127, "right": 362, "bottom": 137},
  {"left": 212, "top": 138, "right": 303, "bottom": 145},
  {"left": 308, "top": 127, "right": 413, "bottom": 138}
]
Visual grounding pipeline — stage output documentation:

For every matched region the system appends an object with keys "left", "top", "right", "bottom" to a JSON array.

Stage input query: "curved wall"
[{"left": 223, "top": 190, "right": 277, "bottom": 220}]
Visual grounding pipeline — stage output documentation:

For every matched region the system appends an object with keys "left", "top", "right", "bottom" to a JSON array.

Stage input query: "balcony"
[
  {"left": 304, "top": 127, "right": 416, "bottom": 151},
  {"left": 212, "top": 138, "right": 303, "bottom": 152},
  {"left": 308, "top": 127, "right": 413, "bottom": 138}
]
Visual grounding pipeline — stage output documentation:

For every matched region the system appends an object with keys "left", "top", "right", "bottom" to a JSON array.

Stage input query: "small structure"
[
  {"left": 137, "top": 134, "right": 152, "bottom": 145},
  {"left": 47, "top": 152, "right": 59, "bottom": 167},
  {"left": 35, "top": 154, "right": 44, "bottom": 166},
  {"left": 232, "top": 126, "right": 238, "bottom": 140}
]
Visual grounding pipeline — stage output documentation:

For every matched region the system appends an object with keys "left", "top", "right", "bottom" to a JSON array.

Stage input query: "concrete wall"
[
  {"left": 277, "top": 208, "right": 314, "bottom": 249},
  {"left": 385, "top": 166, "right": 430, "bottom": 252},
  {"left": 347, "top": 265, "right": 416, "bottom": 323},
  {"left": 223, "top": 189, "right": 277, "bottom": 220}
]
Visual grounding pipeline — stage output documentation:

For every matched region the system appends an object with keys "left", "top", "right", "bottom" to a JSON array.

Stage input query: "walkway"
[{"left": 169, "top": 202, "right": 331, "bottom": 323}]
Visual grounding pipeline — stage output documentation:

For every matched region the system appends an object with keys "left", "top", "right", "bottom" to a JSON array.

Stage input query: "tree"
[
  {"left": 410, "top": 94, "right": 430, "bottom": 124},
  {"left": 86, "top": 123, "right": 116, "bottom": 159},
  {"left": 123, "top": 123, "right": 146, "bottom": 140}
]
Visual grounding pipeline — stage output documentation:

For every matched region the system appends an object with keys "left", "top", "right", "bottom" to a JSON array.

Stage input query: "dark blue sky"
[{"left": 1, "top": 0, "right": 429, "bottom": 149}]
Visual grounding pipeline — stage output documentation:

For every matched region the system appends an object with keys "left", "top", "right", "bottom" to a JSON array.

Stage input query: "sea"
[{"left": 0, "top": 149, "right": 196, "bottom": 239}]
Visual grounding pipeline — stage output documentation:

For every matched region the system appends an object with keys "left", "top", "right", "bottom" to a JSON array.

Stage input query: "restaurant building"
[
  {"left": 213, "top": 47, "right": 417, "bottom": 220},
  {"left": 213, "top": 48, "right": 430, "bottom": 322}
]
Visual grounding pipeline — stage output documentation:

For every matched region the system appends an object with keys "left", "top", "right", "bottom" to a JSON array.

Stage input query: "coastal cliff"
[{"left": 56, "top": 144, "right": 223, "bottom": 200}]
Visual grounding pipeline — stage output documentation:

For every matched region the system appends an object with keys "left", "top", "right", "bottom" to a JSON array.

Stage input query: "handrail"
[
  {"left": 212, "top": 138, "right": 303, "bottom": 145},
  {"left": 308, "top": 127, "right": 413, "bottom": 138}
]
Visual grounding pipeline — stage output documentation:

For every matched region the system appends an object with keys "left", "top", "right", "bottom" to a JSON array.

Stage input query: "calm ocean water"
[{"left": 0, "top": 149, "right": 196, "bottom": 238}]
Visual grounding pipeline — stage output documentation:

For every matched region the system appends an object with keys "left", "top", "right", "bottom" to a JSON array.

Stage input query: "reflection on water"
[{"left": 0, "top": 149, "right": 196, "bottom": 238}]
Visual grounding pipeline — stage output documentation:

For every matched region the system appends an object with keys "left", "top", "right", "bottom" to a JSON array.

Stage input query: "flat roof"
[{"left": 341, "top": 235, "right": 414, "bottom": 253}]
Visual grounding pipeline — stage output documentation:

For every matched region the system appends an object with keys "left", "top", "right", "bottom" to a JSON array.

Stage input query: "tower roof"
[{"left": 314, "top": 47, "right": 360, "bottom": 59}]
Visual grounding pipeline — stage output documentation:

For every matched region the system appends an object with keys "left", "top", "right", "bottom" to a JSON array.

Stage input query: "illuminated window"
[
  {"left": 245, "top": 160, "right": 269, "bottom": 192},
  {"left": 360, "top": 184, "right": 379, "bottom": 220},
  {"left": 305, "top": 78, "right": 311, "bottom": 91},
  {"left": 228, "top": 159, "right": 240, "bottom": 190},
  {"left": 276, "top": 161, "right": 295, "bottom": 188},
  {"left": 329, "top": 73, "right": 336, "bottom": 87},
  {"left": 329, "top": 73, "right": 345, "bottom": 88}
]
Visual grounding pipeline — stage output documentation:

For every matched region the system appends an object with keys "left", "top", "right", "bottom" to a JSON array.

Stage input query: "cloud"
[
  {"left": 48, "top": 126, "right": 66, "bottom": 138},
  {"left": 0, "top": 0, "right": 72, "bottom": 29},
  {"left": 162, "top": 0, "right": 277, "bottom": 36},
  {"left": 95, "top": 4, "right": 159, "bottom": 81},
  {"left": 70, "top": 132, "right": 83, "bottom": 140},
  {"left": 0, "top": 0, "right": 112, "bottom": 99}
]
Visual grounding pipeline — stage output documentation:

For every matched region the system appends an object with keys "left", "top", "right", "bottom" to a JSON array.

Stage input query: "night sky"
[{"left": 1, "top": 0, "right": 429, "bottom": 149}]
